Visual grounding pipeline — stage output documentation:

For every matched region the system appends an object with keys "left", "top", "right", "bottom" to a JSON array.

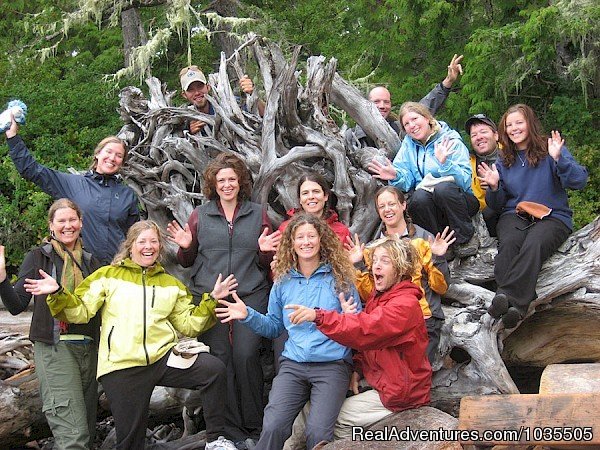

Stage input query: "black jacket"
[{"left": 0, "top": 243, "right": 102, "bottom": 344}]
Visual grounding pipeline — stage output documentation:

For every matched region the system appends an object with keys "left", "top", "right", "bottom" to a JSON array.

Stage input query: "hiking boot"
[
  {"left": 488, "top": 293, "right": 509, "bottom": 319},
  {"left": 501, "top": 307, "right": 523, "bottom": 329},
  {"left": 455, "top": 234, "right": 479, "bottom": 259}
]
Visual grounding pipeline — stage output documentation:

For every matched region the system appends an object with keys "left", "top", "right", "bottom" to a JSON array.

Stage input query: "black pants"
[
  {"left": 408, "top": 181, "right": 480, "bottom": 244},
  {"left": 199, "top": 288, "right": 268, "bottom": 441},
  {"left": 482, "top": 206, "right": 501, "bottom": 237},
  {"left": 100, "top": 351, "right": 226, "bottom": 450},
  {"left": 495, "top": 214, "right": 570, "bottom": 312},
  {"left": 425, "top": 316, "right": 444, "bottom": 365}
]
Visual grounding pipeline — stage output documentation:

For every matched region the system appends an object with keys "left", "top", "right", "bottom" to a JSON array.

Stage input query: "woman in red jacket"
[
  {"left": 278, "top": 172, "right": 350, "bottom": 243},
  {"left": 285, "top": 236, "right": 431, "bottom": 442}
]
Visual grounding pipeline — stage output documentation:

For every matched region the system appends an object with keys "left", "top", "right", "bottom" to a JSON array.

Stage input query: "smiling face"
[
  {"left": 182, "top": 81, "right": 210, "bottom": 112},
  {"left": 49, "top": 207, "right": 82, "bottom": 250},
  {"left": 95, "top": 142, "right": 125, "bottom": 175},
  {"left": 299, "top": 180, "right": 328, "bottom": 217},
  {"left": 469, "top": 123, "right": 498, "bottom": 156},
  {"left": 130, "top": 228, "right": 161, "bottom": 267},
  {"left": 371, "top": 247, "right": 399, "bottom": 292},
  {"left": 376, "top": 190, "right": 406, "bottom": 231},
  {"left": 215, "top": 168, "right": 240, "bottom": 204},
  {"left": 293, "top": 223, "right": 321, "bottom": 265},
  {"left": 368, "top": 87, "right": 392, "bottom": 119},
  {"left": 505, "top": 111, "right": 530, "bottom": 150},
  {"left": 401, "top": 111, "right": 432, "bottom": 142}
]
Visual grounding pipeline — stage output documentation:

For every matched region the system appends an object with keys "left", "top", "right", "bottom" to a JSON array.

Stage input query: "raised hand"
[
  {"left": 339, "top": 292, "right": 357, "bottom": 314},
  {"left": 443, "top": 54, "right": 464, "bottom": 88},
  {"left": 5, "top": 113, "right": 19, "bottom": 139},
  {"left": 166, "top": 220, "right": 193, "bottom": 249},
  {"left": 24, "top": 269, "right": 59, "bottom": 295},
  {"left": 548, "top": 130, "right": 564, "bottom": 161},
  {"left": 285, "top": 304, "right": 317, "bottom": 325},
  {"left": 367, "top": 156, "right": 397, "bottom": 181},
  {"left": 258, "top": 228, "right": 282, "bottom": 252},
  {"left": 344, "top": 233, "right": 365, "bottom": 264},
  {"left": 239, "top": 75, "right": 255, "bottom": 95},
  {"left": 210, "top": 273, "right": 238, "bottom": 300},
  {"left": 215, "top": 292, "right": 248, "bottom": 323},
  {"left": 0, "top": 245, "right": 6, "bottom": 283},
  {"left": 428, "top": 226, "right": 456, "bottom": 256},
  {"left": 434, "top": 136, "right": 455, "bottom": 164},
  {"left": 477, "top": 162, "right": 500, "bottom": 191}
]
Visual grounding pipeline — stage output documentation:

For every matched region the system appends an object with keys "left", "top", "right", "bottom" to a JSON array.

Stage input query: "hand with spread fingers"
[
  {"left": 428, "top": 226, "right": 456, "bottom": 256},
  {"left": 434, "top": 136, "right": 455, "bottom": 165},
  {"left": 210, "top": 273, "right": 238, "bottom": 300},
  {"left": 23, "top": 269, "right": 59, "bottom": 296},
  {"left": 548, "top": 130, "right": 564, "bottom": 161},
  {"left": 258, "top": 228, "right": 282, "bottom": 252},
  {"left": 344, "top": 233, "right": 365, "bottom": 264},
  {"left": 367, "top": 156, "right": 397, "bottom": 181},
  {"left": 166, "top": 220, "right": 193, "bottom": 249},
  {"left": 477, "top": 162, "right": 500, "bottom": 191},
  {"left": 215, "top": 292, "right": 248, "bottom": 322}
]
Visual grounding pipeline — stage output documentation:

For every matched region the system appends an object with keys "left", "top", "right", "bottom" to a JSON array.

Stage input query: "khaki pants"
[
  {"left": 34, "top": 341, "right": 98, "bottom": 450},
  {"left": 284, "top": 389, "right": 393, "bottom": 449}
]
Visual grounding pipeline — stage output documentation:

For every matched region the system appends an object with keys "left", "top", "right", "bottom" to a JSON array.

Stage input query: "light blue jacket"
[
  {"left": 389, "top": 121, "right": 473, "bottom": 193},
  {"left": 242, "top": 264, "right": 361, "bottom": 363}
]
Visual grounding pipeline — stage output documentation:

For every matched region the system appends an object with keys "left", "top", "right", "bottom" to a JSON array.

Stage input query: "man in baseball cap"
[
  {"left": 179, "top": 65, "right": 265, "bottom": 136},
  {"left": 465, "top": 114, "right": 500, "bottom": 236},
  {"left": 180, "top": 65, "right": 214, "bottom": 136}
]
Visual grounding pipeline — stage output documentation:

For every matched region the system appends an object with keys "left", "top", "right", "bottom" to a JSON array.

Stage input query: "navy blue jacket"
[{"left": 8, "top": 136, "right": 139, "bottom": 264}]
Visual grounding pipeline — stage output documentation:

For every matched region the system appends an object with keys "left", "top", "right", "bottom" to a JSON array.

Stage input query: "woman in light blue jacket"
[
  {"left": 215, "top": 213, "right": 360, "bottom": 450},
  {"left": 369, "top": 102, "right": 479, "bottom": 258}
]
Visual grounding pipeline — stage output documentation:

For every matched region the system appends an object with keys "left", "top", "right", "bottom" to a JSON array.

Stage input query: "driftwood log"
[{"left": 1, "top": 35, "right": 599, "bottom": 447}]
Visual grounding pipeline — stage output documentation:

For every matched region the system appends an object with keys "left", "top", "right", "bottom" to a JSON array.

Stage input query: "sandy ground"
[{"left": 0, "top": 308, "right": 32, "bottom": 335}]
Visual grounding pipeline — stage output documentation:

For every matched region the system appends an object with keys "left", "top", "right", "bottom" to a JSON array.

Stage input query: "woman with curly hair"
[
  {"left": 478, "top": 104, "right": 588, "bottom": 328},
  {"left": 215, "top": 213, "right": 361, "bottom": 450},
  {"left": 166, "top": 152, "right": 281, "bottom": 446}
]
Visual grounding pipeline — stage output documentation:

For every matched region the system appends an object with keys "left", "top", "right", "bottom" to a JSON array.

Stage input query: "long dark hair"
[{"left": 498, "top": 104, "right": 548, "bottom": 168}]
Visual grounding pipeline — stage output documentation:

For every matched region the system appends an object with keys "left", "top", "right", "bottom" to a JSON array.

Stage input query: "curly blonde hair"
[
  {"left": 365, "top": 236, "right": 418, "bottom": 283},
  {"left": 273, "top": 213, "right": 355, "bottom": 292}
]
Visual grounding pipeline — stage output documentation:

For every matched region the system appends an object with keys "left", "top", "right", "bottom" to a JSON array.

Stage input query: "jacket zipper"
[
  {"left": 107, "top": 326, "right": 114, "bottom": 359},
  {"left": 142, "top": 269, "right": 150, "bottom": 365},
  {"left": 151, "top": 285, "right": 156, "bottom": 308},
  {"left": 227, "top": 216, "right": 233, "bottom": 276}
]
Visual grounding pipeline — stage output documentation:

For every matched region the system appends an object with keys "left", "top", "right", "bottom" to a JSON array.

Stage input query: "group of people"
[{"left": 0, "top": 54, "right": 589, "bottom": 450}]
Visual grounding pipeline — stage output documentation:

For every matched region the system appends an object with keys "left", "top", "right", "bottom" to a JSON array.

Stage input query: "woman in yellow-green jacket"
[{"left": 24, "top": 220, "right": 239, "bottom": 450}]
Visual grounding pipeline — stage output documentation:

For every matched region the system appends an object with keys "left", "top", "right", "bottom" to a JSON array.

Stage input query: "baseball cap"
[
  {"left": 465, "top": 114, "right": 497, "bottom": 134},
  {"left": 166, "top": 340, "right": 210, "bottom": 369},
  {"left": 180, "top": 65, "right": 208, "bottom": 91}
]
